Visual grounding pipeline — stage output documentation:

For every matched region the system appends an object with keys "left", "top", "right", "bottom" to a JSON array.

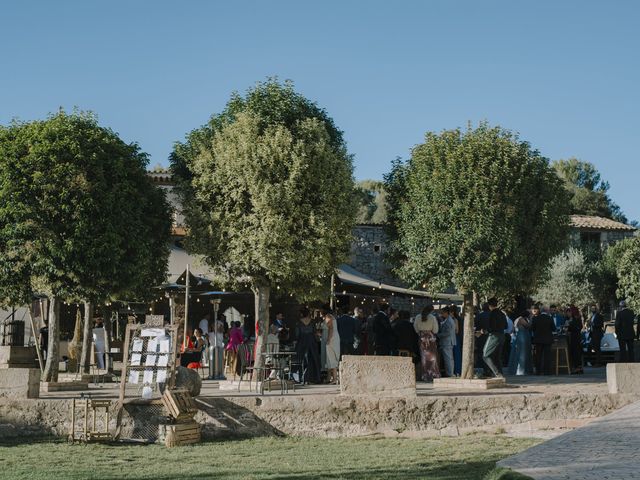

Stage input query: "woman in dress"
[
  {"left": 320, "top": 304, "right": 340, "bottom": 384},
  {"left": 295, "top": 306, "right": 321, "bottom": 384},
  {"left": 508, "top": 310, "right": 533, "bottom": 375},
  {"left": 414, "top": 304, "right": 440, "bottom": 381},
  {"left": 567, "top": 306, "right": 584, "bottom": 374},
  {"left": 224, "top": 321, "right": 244, "bottom": 377}
]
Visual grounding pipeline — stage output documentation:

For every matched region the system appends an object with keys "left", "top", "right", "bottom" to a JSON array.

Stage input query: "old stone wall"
[{"left": 2, "top": 391, "right": 639, "bottom": 440}]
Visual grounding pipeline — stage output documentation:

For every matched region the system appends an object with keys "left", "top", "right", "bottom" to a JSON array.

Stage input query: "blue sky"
[{"left": 2, "top": 1, "right": 638, "bottom": 220}]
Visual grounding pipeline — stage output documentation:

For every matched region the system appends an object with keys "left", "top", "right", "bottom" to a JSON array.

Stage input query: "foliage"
[
  {"left": 388, "top": 122, "right": 571, "bottom": 297},
  {"left": 0, "top": 435, "right": 539, "bottom": 480},
  {"left": 355, "top": 179, "right": 388, "bottom": 224},
  {"left": 616, "top": 237, "right": 640, "bottom": 312},
  {"left": 553, "top": 158, "right": 627, "bottom": 223},
  {"left": 534, "top": 247, "right": 595, "bottom": 307},
  {"left": 0, "top": 110, "right": 171, "bottom": 380},
  {"left": 170, "top": 79, "right": 356, "bottom": 299},
  {"left": 587, "top": 238, "right": 635, "bottom": 307},
  {"left": 0, "top": 110, "right": 171, "bottom": 303}
]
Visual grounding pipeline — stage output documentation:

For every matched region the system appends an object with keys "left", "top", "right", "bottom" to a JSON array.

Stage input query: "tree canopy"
[
  {"left": 388, "top": 123, "right": 570, "bottom": 297},
  {"left": 553, "top": 158, "right": 627, "bottom": 223},
  {"left": 0, "top": 110, "right": 172, "bottom": 380},
  {"left": 170, "top": 79, "right": 356, "bottom": 364}
]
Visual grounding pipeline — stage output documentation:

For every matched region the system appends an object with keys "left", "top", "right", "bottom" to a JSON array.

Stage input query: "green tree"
[
  {"left": 170, "top": 79, "right": 356, "bottom": 367},
  {"left": 553, "top": 158, "right": 627, "bottom": 223},
  {"left": 355, "top": 180, "right": 388, "bottom": 224},
  {"left": 0, "top": 111, "right": 172, "bottom": 381},
  {"left": 534, "top": 248, "right": 595, "bottom": 308},
  {"left": 582, "top": 239, "right": 634, "bottom": 309},
  {"left": 616, "top": 237, "right": 640, "bottom": 312},
  {"left": 388, "top": 123, "right": 570, "bottom": 379}
]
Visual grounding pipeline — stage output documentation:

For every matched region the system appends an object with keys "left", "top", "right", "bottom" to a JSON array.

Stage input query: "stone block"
[
  {"left": 339, "top": 355, "right": 416, "bottom": 397},
  {"left": 606, "top": 363, "right": 640, "bottom": 394},
  {"left": 0, "top": 346, "right": 39, "bottom": 369},
  {"left": 433, "top": 377, "right": 506, "bottom": 390},
  {"left": 176, "top": 366, "right": 202, "bottom": 396},
  {"left": 0, "top": 368, "right": 40, "bottom": 398}
]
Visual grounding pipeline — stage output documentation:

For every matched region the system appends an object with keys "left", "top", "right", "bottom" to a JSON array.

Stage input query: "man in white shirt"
[
  {"left": 199, "top": 314, "right": 211, "bottom": 339},
  {"left": 208, "top": 319, "right": 225, "bottom": 380}
]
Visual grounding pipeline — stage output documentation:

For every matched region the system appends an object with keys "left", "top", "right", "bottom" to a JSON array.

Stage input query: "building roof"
[
  {"left": 569, "top": 215, "right": 636, "bottom": 232},
  {"left": 336, "top": 263, "right": 463, "bottom": 301}
]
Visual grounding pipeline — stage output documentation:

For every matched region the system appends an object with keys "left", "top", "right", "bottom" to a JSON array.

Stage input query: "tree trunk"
[
  {"left": 27, "top": 304, "right": 44, "bottom": 373},
  {"left": 102, "top": 304, "right": 113, "bottom": 373},
  {"left": 460, "top": 291, "right": 476, "bottom": 379},
  {"left": 79, "top": 301, "right": 94, "bottom": 374},
  {"left": 42, "top": 296, "right": 60, "bottom": 382},
  {"left": 252, "top": 281, "right": 270, "bottom": 370}
]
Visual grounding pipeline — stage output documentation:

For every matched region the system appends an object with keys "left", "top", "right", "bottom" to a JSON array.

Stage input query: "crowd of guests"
[{"left": 178, "top": 298, "right": 637, "bottom": 384}]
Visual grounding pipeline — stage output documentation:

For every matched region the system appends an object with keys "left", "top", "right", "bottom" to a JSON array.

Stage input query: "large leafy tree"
[
  {"left": 0, "top": 111, "right": 171, "bottom": 381},
  {"left": 171, "top": 79, "right": 356, "bottom": 367},
  {"left": 553, "top": 158, "right": 627, "bottom": 223},
  {"left": 387, "top": 123, "right": 570, "bottom": 378},
  {"left": 616, "top": 237, "right": 640, "bottom": 312}
]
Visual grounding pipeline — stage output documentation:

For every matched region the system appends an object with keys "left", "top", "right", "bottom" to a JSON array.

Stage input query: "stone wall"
[
  {"left": 350, "top": 225, "right": 395, "bottom": 284},
  {"left": 2, "top": 391, "right": 639, "bottom": 440},
  {"left": 349, "top": 225, "right": 431, "bottom": 314}
]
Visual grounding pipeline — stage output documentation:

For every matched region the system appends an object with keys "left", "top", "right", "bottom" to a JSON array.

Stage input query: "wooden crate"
[
  {"left": 162, "top": 389, "right": 198, "bottom": 422},
  {"left": 164, "top": 421, "right": 201, "bottom": 447}
]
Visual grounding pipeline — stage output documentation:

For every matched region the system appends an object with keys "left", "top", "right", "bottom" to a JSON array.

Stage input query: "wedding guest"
[
  {"left": 508, "top": 310, "right": 533, "bottom": 375},
  {"left": 414, "top": 305, "right": 440, "bottom": 381}
]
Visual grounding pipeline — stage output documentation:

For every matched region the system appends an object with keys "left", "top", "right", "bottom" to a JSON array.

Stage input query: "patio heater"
[{"left": 208, "top": 298, "right": 222, "bottom": 379}]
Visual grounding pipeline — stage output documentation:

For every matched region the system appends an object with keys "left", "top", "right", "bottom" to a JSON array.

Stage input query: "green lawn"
[{"left": 0, "top": 435, "right": 538, "bottom": 480}]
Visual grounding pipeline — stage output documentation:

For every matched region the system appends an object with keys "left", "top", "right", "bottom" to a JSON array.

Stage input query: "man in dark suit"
[
  {"left": 589, "top": 305, "right": 605, "bottom": 366},
  {"left": 530, "top": 304, "right": 555, "bottom": 375},
  {"left": 482, "top": 298, "right": 507, "bottom": 378},
  {"left": 616, "top": 301, "right": 636, "bottom": 362},
  {"left": 336, "top": 306, "right": 359, "bottom": 359},
  {"left": 373, "top": 303, "right": 395, "bottom": 355},
  {"left": 392, "top": 310, "right": 419, "bottom": 362}
]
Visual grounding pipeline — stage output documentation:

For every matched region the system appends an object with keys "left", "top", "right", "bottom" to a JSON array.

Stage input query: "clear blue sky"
[{"left": 2, "top": 1, "right": 638, "bottom": 220}]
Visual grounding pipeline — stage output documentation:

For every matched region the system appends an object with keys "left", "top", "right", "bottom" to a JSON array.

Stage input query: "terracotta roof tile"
[{"left": 570, "top": 215, "right": 636, "bottom": 232}]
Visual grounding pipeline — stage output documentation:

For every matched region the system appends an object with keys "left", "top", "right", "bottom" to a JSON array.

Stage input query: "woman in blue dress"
[{"left": 508, "top": 310, "right": 533, "bottom": 375}]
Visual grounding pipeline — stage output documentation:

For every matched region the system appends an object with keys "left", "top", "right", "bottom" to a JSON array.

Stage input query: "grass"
[{"left": 0, "top": 435, "right": 539, "bottom": 480}]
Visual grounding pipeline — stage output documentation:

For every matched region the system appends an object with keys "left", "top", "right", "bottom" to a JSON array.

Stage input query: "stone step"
[
  {"left": 41, "top": 381, "right": 89, "bottom": 392},
  {"left": 433, "top": 377, "right": 506, "bottom": 390}
]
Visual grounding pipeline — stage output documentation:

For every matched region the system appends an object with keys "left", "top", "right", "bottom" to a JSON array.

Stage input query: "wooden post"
[
  {"left": 329, "top": 273, "right": 336, "bottom": 310},
  {"left": 169, "top": 296, "right": 175, "bottom": 325},
  {"left": 84, "top": 399, "right": 88, "bottom": 438},
  {"left": 27, "top": 306, "right": 44, "bottom": 373},
  {"left": 183, "top": 264, "right": 190, "bottom": 349}
]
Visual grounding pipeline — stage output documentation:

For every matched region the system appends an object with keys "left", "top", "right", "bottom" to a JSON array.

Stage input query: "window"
[
  {"left": 580, "top": 232, "right": 601, "bottom": 245},
  {"left": 373, "top": 244, "right": 382, "bottom": 254}
]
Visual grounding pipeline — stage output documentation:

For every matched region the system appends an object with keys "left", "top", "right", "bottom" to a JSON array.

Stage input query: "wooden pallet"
[
  {"left": 162, "top": 388, "right": 198, "bottom": 422},
  {"left": 164, "top": 421, "right": 201, "bottom": 447}
]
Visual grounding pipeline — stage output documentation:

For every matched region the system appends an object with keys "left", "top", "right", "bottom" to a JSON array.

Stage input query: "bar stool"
[{"left": 553, "top": 336, "right": 570, "bottom": 375}]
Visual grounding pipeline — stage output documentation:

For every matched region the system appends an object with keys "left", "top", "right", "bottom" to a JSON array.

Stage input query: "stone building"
[
  {"left": 569, "top": 215, "right": 637, "bottom": 247},
  {"left": 349, "top": 224, "right": 397, "bottom": 285}
]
